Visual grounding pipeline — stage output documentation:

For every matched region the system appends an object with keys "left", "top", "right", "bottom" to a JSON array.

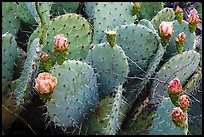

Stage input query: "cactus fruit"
[
  {"left": 45, "top": 60, "right": 99, "bottom": 129},
  {"left": 86, "top": 42, "right": 129, "bottom": 97}
]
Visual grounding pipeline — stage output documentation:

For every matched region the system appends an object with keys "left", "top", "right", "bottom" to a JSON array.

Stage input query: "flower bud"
[
  {"left": 34, "top": 72, "right": 57, "bottom": 94},
  {"left": 159, "top": 21, "right": 174, "bottom": 37},
  {"left": 168, "top": 78, "right": 182, "bottom": 94},
  {"left": 158, "top": 21, "right": 174, "bottom": 47},
  {"left": 132, "top": 2, "right": 141, "bottom": 16},
  {"left": 40, "top": 52, "right": 50, "bottom": 61},
  {"left": 179, "top": 95, "right": 189, "bottom": 108},
  {"left": 176, "top": 32, "right": 186, "bottom": 43},
  {"left": 175, "top": 6, "right": 183, "bottom": 24},
  {"left": 54, "top": 34, "right": 68, "bottom": 52},
  {"left": 171, "top": 107, "right": 186, "bottom": 122},
  {"left": 175, "top": 32, "right": 186, "bottom": 54},
  {"left": 188, "top": 9, "right": 199, "bottom": 33}
]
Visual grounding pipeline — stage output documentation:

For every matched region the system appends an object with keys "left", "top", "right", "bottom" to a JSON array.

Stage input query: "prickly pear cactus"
[
  {"left": 151, "top": 7, "right": 175, "bottom": 30},
  {"left": 2, "top": 33, "right": 18, "bottom": 93},
  {"left": 13, "top": 38, "right": 41, "bottom": 106},
  {"left": 183, "top": 68, "right": 202, "bottom": 135},
  {"left": 164, "top": 20, "right": 196, "bottom": 60},
  {"left": 16, "top": 2, "right": 36, "bottom": 25},
  {"left": 149, "top": 98, "right": 186, "bottom": 135},
  {"left": 86, "top": 42, "right": 129, "bottom": 97},
  {"left": 138, "top": 19, "right": 157, "bottom": 33},
  {"left": 111, "top": 24, "right": 160, "bottom": 77},
  {"left": 150, "top": 50, "right": 200, "bottom": 104},
  {"left": 2, "top": 2, "right": 21, "bottom": 36},
  {"left": 139, "top": 2, "right": 164, "bottom": 20},
  {"left": 45, "top": 60, "right": 99, "bottom": 129},
  {"left": 122, "top": 104, "right": 156, "bottom": 135},
  {"left": 42, "top": 13, "right": 92, "bottom": 62},
  {"left": 85, "top": 2, "right": 137, "bottom": 44},
  {"left": 80, "top": 86, "right": 128, "bottom": 135},
  {"left": 51, "top": 2, "right": 80, "bottom": 16}
]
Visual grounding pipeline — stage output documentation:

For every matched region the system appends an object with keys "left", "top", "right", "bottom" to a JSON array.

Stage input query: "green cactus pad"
[
  {"left": 123, "top": 104, "right": 156, "bottom": 135},
  {"left": 16, "top": 2, "right": 36, "bottom": 25},
  {"left": 164, "top": 20, "right": 196, "bottom": 60},
  {"left": 151, "top": 8, "right": 175, "bottom": 30},
  {"left": 80, "top": 88, "right": 128, "bottom": 135},
  {"left": 138, "top": 19, "right": 157, "bottom": 33},
  {"left": 114, "top": 24, "right": 160, "bottom": 77},
  {"left": 84, "top": 2, "right": 96, "bottom": 18},
  {"left": 86, "top": 42, "right": 129, "bottom": 97},
  {"left": 86, "top": 2, "right": 137, "bottom": 44},
  {"left": 2, "top": 33, "right": 18, "bottom": 93},
  {"left": 139, "top": 2, "right": 164, "bottom": 20},
  {"left": 43, "top": 13, "right": 92, "bottom": 61},
  {"left": 14, "top": 38, "right": 41, "bottom": 106},
  {"left": 13, "top": 47, "right": 27, "bottom": 79},
  {"left": 149, "top": 50, "right": 200, "bottom": 104},
  {"left": 51, "top": 2, "right": 80, "bottom": 16},
  {"left": 2, "top": 2, "right": 21, "bottom": 36},
  {"left": 184, "top": 68, "right": 202, "bottom": 135},
  {"left": 45, "top": 60, "right": 99, "bottom": 128},
  {"left": 149, "top": 98, "right": 186, "bottom": 135},
  {"left": 104, "top": 85, "right": 124, "bottom": 135}
]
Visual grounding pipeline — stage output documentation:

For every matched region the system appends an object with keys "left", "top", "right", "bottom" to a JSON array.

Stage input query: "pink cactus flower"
[
  {"left": 176, "top": 32, "right": 186, "bottom": 43},
  {"left": 40, "top": 52, "right": 50, "bottom": 61},
  {"left": 54, "top": 34, "right": 68, "bottom": 52},
  {"left": 175, "top": 5, "right": 183, "bottom": 13},
  {"left": 34, "top": 72, "right": 57, "bottom": 94},
  {"left": 159, "top": 21, "right": 174, "bottom": 37},
  {"left": 168, "top": 78, "right": 182, "bottom": 94},
  {"left": 188, "top": 9, "right": 199, "bottom": 24},
  {"left": 171, "top": 107, "right": 186, "bottom": 122},
  {"left": 179, "top": 95, "right": 189, "bottom": 108}
]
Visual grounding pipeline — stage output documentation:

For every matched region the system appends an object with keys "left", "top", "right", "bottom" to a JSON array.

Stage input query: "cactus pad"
[
  {"left": 151, "top": 8, "right": 175, "bottom": 30},
  {"left": 2, "top": 33, "right": 18, "bottom": 93},
  {"left": 43, "top": 13, "right": 92, "bottom": 61},
  {"left": 45, "top": 60, "right": 99, "bottom": 128},
  {"left": 86, "top": 2, "right": 137, "bottom": 44},
  {"left": 2, "top": 2, "right": 21, "bottom": 36},
  {"left": 149, "top": 98, "right": 185, "bottom": 135},
  {"left": 86, "top": 42, "right": 129, "bottom": 97},
  {"left": 139, "top": 2, "right": 164, "bottom": 20},
  {"left": 150, "top": 50, "right": 200, "bottom": 104},
  {"left": 164, "top": 20, "right": 196, "bottom": 60}
]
